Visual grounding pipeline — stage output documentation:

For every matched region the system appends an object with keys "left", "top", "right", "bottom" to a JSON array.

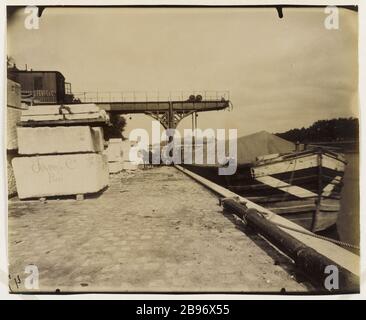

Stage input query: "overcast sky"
[{"left": 7, "top": 7, "right": 358, "bottom": 138}]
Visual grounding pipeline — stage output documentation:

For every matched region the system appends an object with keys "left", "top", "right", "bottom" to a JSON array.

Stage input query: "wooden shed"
[{"left": 7, "top": 69, "right": 72, "bottom": 104}]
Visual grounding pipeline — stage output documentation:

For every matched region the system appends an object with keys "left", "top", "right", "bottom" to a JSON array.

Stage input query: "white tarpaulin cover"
[{"left": 232, "top": 130, "right": 295, "bottom": 164}]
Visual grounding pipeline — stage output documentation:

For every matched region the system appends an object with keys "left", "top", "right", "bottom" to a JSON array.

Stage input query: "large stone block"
[
  {"left": 12, "top": 153, "right": 109, "bottom": 199},
  {"left": 17, "top": 126, "right": 104, "bottom": 155},
  {"left": 7, "top": 107, "right": 21, "bottom": 150},
  {"left": 108, "top": 161, "right": 123, "bottom": 174},
  {"left": 7, "top": 152, "right": 17, "bottom": 198},
  {"left": 7, "top": 80, "right": 22, "bottom": 150},
  {"left": 106, "top": 138, "right": 123, "bottom": 162},
  {"left": 122, "top": 161, "right": 138, "bottom": 171},
  {"left": 121, "top": 140, "right": 133, "bottom": 161}
]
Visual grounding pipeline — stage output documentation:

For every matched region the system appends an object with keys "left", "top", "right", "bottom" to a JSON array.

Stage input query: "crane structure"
[{"left": 73, "top": 91, "right": 231, "bottom": 130}]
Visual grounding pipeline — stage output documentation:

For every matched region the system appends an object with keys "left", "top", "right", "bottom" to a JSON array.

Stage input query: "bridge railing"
[{"left": 72, "top": 90, "right": 230, "bottom": 103}]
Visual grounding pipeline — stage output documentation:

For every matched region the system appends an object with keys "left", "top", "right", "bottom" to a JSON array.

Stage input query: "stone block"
[
  {"left": 20, "top": 111, "right": 107, "bottom": 122},
  {"left": 121, "top": 140, "right": 133, "bottom": 161},
  {"left": 17, "top": 126, "right": 104, "bottom": 155},
  {"left": 7, "top": 79, "right": 22, "bottom": 151},
  {"left": 106, "top": 138, "right": 123, "bottom": 162},
  {"left": 12, "top": 153, "right": 109, "bottom": 199},
  {"left": 20, "top": 114, "right": 64, "bottom": 122},
  {"left": 21, "top": 104, "right": 100, "bottom": 116},
  {"left": 7, "top": 152, "right": 17, "bottom": 198},
  {"left": 7, "top": 107, "right": 21, "bottom": 150},
  {"left": 108, "top": 161, "right": 123, "bottom": 174},
  {"left": 122, "top": 161, "right": 138, "bottom": 171}
]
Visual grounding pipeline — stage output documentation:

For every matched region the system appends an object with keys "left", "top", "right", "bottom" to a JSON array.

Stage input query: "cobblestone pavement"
[{"left": 8, "top": 166, "right": 307, "bottom": 293}]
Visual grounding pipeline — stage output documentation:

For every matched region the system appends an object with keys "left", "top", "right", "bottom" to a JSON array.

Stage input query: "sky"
[{"left": 7, "top": 6, "right": 358, "bottom": 138}]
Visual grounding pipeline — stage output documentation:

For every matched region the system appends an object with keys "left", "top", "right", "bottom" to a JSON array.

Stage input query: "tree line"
[{"left": 275, "top": 117, "right": 359, "bottom": 143}]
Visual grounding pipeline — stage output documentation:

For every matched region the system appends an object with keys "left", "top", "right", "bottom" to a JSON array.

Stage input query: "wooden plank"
[
  {"left": 322, "top": 176, "right": 342, "bottom": 196},
  {"left": 175, "top": 165, "right": 359, "bottom": 276},
  {"left": 253, "top": 153, "right": 345, "bottom": 178},
  {"left": 266, "top": 199, "right": 339, "bottom": 213},
  {"left": 253, "top": 154, "right": 318, "bottom": 177},
  {"left": 268, "top": 204, "right": 316, "bottom": 215},
  {"left": 255, "top": 175, "right": 318, "bottom": 198}
]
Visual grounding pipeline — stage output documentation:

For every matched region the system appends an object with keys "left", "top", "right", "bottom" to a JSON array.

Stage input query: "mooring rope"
[
  {"left": 253, "top": 149, "right": 359, "bottom": 251},
  {"left": 271, "top": 221, "right": 360, "bottom": 250},
  {"left": 232, "top": 202, "right": 360, "bottom": 251}
]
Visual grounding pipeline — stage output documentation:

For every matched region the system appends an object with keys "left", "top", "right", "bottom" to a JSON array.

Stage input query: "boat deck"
[{"left": 8, "top": 166, "right": 307, "bottom": 293}]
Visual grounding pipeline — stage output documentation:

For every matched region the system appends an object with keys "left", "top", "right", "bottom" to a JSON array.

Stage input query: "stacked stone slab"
[
  {"left": 12, "top": 104, "right": 109, "bottom": 199},
  {"left": 105, "top": 138, "right": 123, "bottom": 174},
  {"left": 121, "top": 140, "right": 139, "bottom": 170},
  {"left": 17, "top": 126, "right": 104, "bottom": 155},
  {"left": 104, "top": 139, "right": 141, "bottom": 172},
  {"left": 7, "top": 79, "right": 23, "bottom": 198}
]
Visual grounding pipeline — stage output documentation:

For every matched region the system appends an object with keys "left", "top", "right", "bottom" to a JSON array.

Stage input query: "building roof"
[{"left": 8, "top": 69, "right": 65, "bottom": 79}]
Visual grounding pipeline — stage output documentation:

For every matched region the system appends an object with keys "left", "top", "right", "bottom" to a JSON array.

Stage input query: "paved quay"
[{"left": 8, "top": 166, "right": 308, "bottom": 293}]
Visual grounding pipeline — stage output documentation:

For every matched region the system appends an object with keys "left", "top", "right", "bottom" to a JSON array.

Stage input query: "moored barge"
[{"left": 182, "top": 132, "right": 347, "bottom": 232}]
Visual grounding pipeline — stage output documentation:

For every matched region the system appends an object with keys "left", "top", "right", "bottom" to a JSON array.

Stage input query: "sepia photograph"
[{"left": 3, "top": 3, "right": 360, "bottom": 296}]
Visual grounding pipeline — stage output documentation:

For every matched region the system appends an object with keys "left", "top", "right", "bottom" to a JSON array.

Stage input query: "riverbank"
[{"left": 8, "top": 167, "right": 307, "bottom": 293}]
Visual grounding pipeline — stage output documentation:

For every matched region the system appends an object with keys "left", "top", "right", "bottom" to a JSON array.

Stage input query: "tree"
[{"left": 103, "top": 114, "right": 127, "bottom": 140}]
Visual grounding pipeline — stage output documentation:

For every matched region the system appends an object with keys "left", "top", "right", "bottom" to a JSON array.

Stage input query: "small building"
[{"left": 7, "top": 67, "right": 74, "bottom": 105}]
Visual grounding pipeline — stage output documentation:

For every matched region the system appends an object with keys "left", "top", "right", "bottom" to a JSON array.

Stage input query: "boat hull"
[{"left": 182, "top": 149, "right": 346, "bottom": 232}]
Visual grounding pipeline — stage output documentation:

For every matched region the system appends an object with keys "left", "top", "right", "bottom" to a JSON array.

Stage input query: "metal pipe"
[{"left": 222, "top": 198, "right": 359, "bottom": 292}]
